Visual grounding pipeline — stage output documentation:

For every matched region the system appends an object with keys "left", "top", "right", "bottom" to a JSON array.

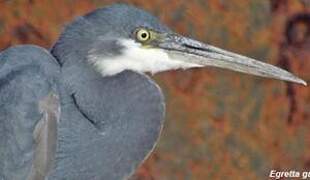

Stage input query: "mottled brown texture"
[{"left": 0, "top": 0, "right": 309, "bottom": 179}]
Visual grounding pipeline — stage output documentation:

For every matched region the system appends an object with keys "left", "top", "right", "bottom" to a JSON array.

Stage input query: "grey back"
[
  {"left": 0, "top": 44, "right": 165, "bottom": 180},
  {"left": 0, "top": 45, "right": 60, "bottom": 180}
]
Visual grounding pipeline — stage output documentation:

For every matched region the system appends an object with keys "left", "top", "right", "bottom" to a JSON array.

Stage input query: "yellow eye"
[{"left": 136, "top": 28, "right": 151, "bottom": 42}]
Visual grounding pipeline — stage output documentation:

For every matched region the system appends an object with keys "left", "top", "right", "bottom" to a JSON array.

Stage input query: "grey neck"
[{"left": 50, "top": 54, "right": 166, "bottom": 179}]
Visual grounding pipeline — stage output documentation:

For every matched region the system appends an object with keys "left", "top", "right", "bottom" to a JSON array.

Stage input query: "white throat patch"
[{"left": 88, "top": 39, "right": 200, "bottom": 76}]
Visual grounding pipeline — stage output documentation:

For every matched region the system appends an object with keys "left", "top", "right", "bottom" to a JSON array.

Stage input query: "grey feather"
[
  {"left": 27, "top": 93, "right": 60, "bottom": 180},
  {"left": 2, "top": 4, "right": 167, "bottom": 180},
  {"left": 48, "top": 64, "right": 165, "bottom": 179},
  {"left": 1, "top": 3, "right": 306, "bottom": 180},
  {"left": 49, "top": 4, "right": 166, "bottom": 179},
  {"left": 0, "top": 45, "right": 60, "bottom": 180}
]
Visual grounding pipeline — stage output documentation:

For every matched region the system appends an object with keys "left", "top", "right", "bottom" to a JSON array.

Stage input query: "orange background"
[{"left": 0, "top": 0, "right": 309, "bottom": 179}]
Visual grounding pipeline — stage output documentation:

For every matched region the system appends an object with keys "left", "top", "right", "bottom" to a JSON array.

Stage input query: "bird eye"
[{"left": 136, "top": 28, "right": 151, "bottom": 42}]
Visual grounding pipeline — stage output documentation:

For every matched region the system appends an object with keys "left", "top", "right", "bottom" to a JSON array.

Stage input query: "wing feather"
[
  {"left": 0, "top": 45, "right": 60, "bottom": 180},
  {"left": 27, "top": 93, "right": 60, "bottom": 180}
]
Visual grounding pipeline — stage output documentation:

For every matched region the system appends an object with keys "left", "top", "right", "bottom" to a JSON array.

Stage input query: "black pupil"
[{"left": 141, "top": 32, "right": 147, "bottom": 39}]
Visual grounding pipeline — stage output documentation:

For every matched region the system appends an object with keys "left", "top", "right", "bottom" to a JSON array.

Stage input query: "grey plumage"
[
  {"left": 1, "top": 4, "right": 166, "bottom": 180},
  {"left": 28, "top": 93, "right": 59, "bottom": 180},
  {"left": 49, "top": 5, "right": 166, "bottom": 178},
  {"left": 0, "top": 45, "right": 60, "bottom": 179},
  {"left": 51, "top": 4, "right": 169, "bottom": 66},
  {"left": 0, "top": 3, "right": 306, "bottom": 180},
  {"left": 49, "top": 70, "right": 164, "bottom": 180}
]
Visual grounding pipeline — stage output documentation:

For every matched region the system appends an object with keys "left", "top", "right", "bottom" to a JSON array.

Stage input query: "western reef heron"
[{"left": 0, "top": 4, "right": 306, "bottom": 180}]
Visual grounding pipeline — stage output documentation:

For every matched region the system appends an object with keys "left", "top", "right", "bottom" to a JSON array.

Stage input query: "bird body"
[
  {"left": 0, "top": 3, "right": 306, "bottom": 180},
  {"left": 0, "top": 45, "right": 164, "bottom": 180}
]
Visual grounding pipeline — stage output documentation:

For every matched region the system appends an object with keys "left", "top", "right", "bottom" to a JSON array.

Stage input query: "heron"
[{"left": 0, "top": 4, "right": 306, "bottom": 180}]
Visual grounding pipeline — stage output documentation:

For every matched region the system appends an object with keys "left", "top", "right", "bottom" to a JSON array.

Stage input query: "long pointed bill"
[{"left": 158, "top": 34, "right": 307, "bottom": 86}]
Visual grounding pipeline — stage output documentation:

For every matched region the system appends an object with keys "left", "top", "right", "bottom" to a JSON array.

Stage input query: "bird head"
[{"left": 52, "top": 4, "right": 306, "bottom": 85}]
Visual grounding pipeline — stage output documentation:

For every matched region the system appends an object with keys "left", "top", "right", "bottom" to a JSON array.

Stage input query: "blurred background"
[{"left": 0, "top": 0, "right": 309, "bottom": 179}]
